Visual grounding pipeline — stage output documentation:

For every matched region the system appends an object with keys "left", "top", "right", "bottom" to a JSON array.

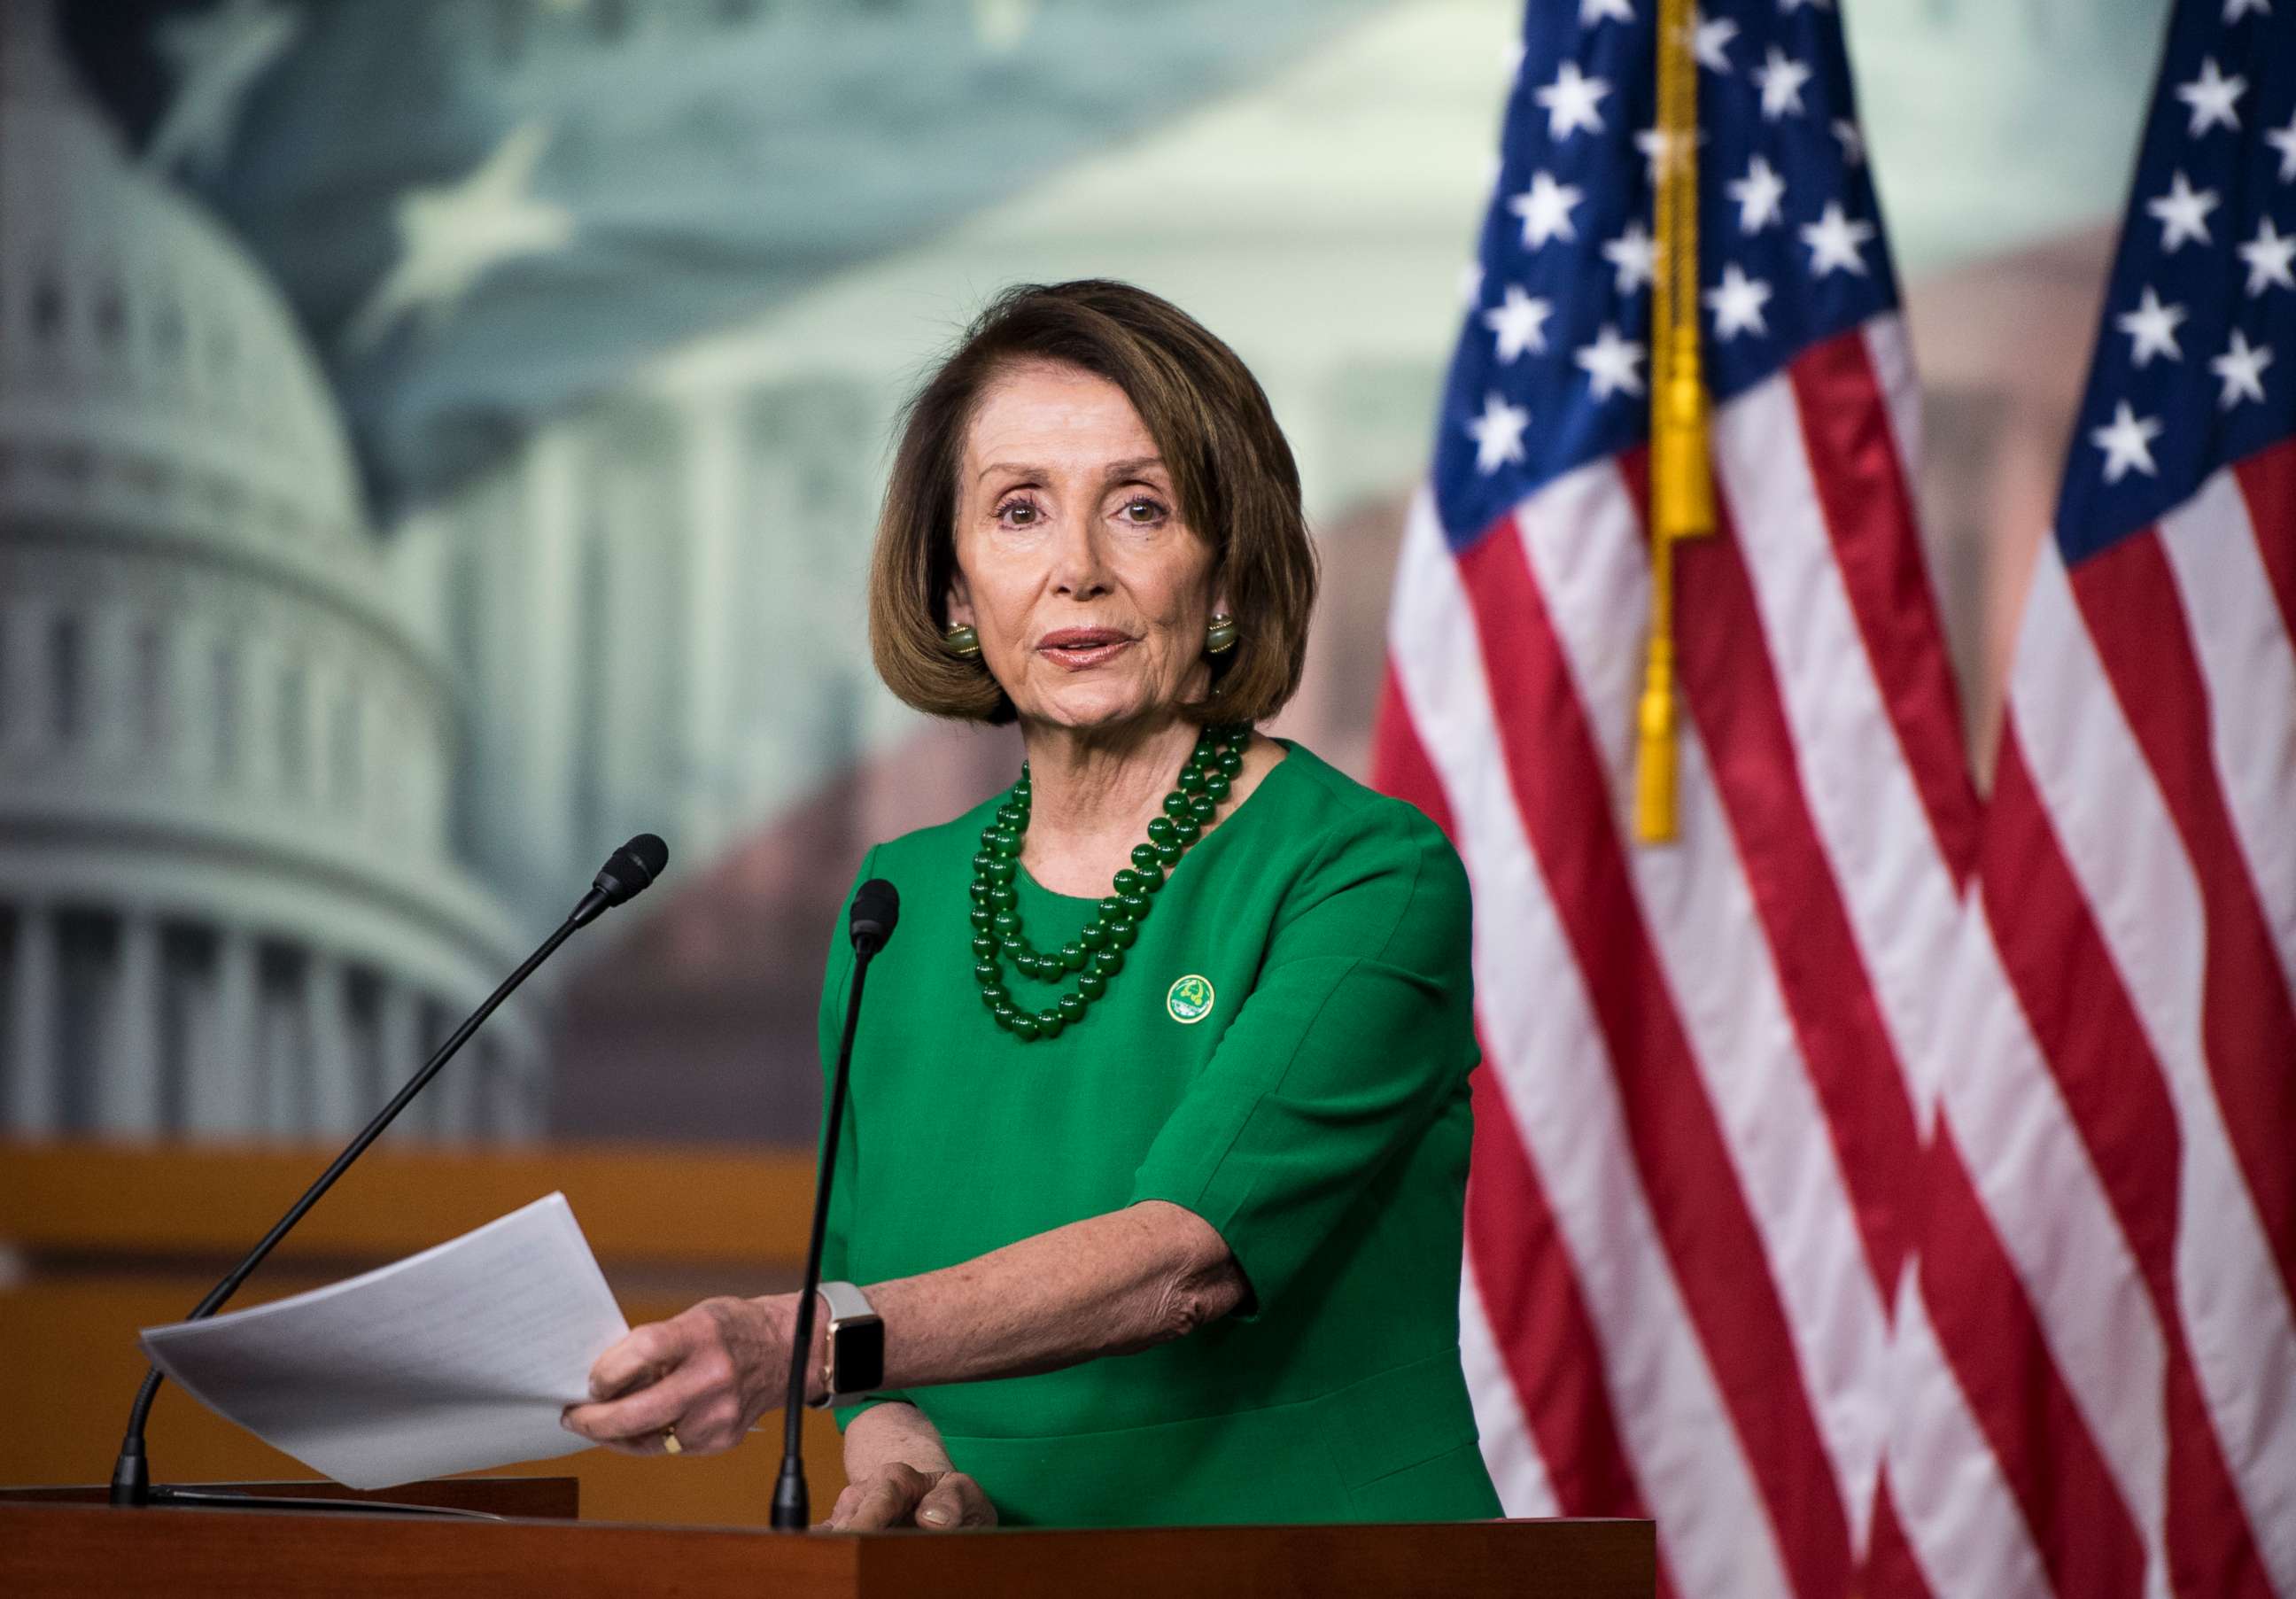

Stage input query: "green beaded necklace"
[{"left": 969, "top": 722, "right": 1251, "bottom": 1042}]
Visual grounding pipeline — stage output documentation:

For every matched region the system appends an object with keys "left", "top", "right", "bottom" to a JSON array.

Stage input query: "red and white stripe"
[
  {"left": 1376, "top": 315, "right": 1977, "bottom": 1596},
  {"left": 1879, "top": 440, "right": 2296, "bottom": 1599}
]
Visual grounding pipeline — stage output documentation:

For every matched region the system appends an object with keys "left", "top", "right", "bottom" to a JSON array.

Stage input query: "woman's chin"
[{"left": 1017, "top": 682, "right": 1164, "bottom": 734}]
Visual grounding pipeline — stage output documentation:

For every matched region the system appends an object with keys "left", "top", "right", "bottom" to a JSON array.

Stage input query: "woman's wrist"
[
  {"left": 843, "top": 1399, "right": 952, "bottom": 1479},
  {"left": 747, "top": 1290, "right": 831, "bottom": 1407}
]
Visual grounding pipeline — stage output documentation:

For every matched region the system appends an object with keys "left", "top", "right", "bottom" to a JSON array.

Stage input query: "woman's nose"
[{"left": 1047, "top": 514, "right": 1113, "bottom": 598}]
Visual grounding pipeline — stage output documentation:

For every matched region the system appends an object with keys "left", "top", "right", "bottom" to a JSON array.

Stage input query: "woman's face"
[{"left": 948, "top": 361, "right": 1222, "bottom": 735}]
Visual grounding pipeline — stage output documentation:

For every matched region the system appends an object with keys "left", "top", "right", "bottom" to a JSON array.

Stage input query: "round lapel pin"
[{"left": 1166, "top": 974, "right": 1215, "bottom": 1024}]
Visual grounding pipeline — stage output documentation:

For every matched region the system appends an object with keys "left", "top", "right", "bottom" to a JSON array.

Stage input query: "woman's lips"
[{"left": 1036, "top": 631, "right": 1135, "bottom": 670}]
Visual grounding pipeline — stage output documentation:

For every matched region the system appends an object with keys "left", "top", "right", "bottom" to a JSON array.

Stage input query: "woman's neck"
[
  {"left": 1017, "top": 718, "right": 1197, "bottom": 893},
  {"left": 1014, "top": 716, "right": 1281, "bottom": 898}
]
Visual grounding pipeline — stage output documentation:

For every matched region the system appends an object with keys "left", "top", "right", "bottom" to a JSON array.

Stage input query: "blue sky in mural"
[{"left": 64, "top": 0, "right": 1380, "bottom": 516}]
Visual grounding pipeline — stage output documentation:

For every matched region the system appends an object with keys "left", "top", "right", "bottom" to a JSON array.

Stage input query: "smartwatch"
[{"left": 806, "top": 1280, "right": 885, "bottom": 1409}]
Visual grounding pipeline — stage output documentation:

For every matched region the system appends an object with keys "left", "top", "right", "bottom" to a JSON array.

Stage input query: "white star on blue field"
[
  {"left": 64, "top": 0, "right": 1382, "bottom": 516},
  {"left": 2051, "top": 0, "right": 2295, "bottom": 563},
  {"left": 1432, "top": 0, "right": 1901, "bottom": 554}
]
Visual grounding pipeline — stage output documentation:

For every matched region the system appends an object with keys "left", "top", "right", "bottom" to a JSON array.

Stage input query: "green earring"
[
  {"left": 942, "top": 623, "right": 982, "bottom": 658},
  {"left": 1206, "top": 612, "right": 1238, "bottom": 656}
]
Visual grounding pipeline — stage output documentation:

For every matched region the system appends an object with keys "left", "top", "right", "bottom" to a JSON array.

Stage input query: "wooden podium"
[{"left": 1, "top": 1479, "right": 1655, "bottom": 1597}]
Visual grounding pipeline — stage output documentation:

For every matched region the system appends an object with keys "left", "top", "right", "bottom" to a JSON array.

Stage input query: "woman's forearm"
[
  {"left": 804, "top": 1199, "right": 1248, "bottom": 1395},
  {"left": 563, "top": 1200, "right": 1246, "bottom": 1451},
  {"left": 842, "top": 1400, "right": 952, "bottom": 1479}
]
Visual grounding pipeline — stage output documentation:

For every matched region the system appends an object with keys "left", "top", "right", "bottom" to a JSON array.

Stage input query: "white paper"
[{"left": 139, "top": 1192, "right": 630, "bottom": 1491}]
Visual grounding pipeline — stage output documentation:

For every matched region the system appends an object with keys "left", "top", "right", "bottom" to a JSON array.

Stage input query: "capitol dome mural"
[{"left": 0, "top": 3, "right": 538, "bottom": 1140}]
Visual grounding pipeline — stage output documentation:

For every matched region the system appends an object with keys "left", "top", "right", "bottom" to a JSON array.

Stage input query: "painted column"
[
  {"left": 83, "top": 604, "right": 122, "bottom": 769},
  {"left": 502, "top": 1034, "right": 545, "bottom": 1144},
  {"left": 311, "top": 661, "right": 342, "bottom": 819},
  {"left": 375, "top": 979, "right": 427, "bottom": 1137},
  {"left": 679, "top": 395, "right": 740, "bottom": 858},
  {"left": 6, "top": 903, "right": 58, "bottom": 1133},
  {"left": 483, "top": 1037, "right": 531, "bottom": 1145},
  {"left": 4, "top": 600, "right": 51, "bottom": 762},
  {"left": 169, "top": 617, "right": 209, "bottom": 788},
  {"left": 185, "top": 923, "right": 260, "bottom": 1136},
  {"left": 185, "top": 926, "right": 248, "bottom": 1135},
  {"left": 98, "top": 909, "right": 163, "bottom": 1134},
  {"left": 305, "top": 950, "right": 359, "bottom": 1134},
  {"left": 502, "top": 434, "right": 583, "bottom": 900},
  {"left": 237, "top": 633, "right": 276, "bottom": 797},
  {"left": 259, "top": 960, "right": 305, "bottom": 1137},
  {"left": 435, "top": 994, "right": 484, "bottom": 1141}
]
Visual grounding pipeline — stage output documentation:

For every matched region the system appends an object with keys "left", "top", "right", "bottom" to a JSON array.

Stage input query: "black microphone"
[
  {"left": 572, "top": 833, "right": 668, "bottom": 928},
  {"left": 848, "top": 877, "right": 899, "bottom": 954},
  {"left": 108, "top": 834, "right": 671, "bottom": 1510},
  {"left": 772, "top": 877, "right": 899, "bottom": 1532}
]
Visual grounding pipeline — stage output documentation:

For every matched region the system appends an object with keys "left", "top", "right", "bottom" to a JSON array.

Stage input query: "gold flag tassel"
[{"left": 1638, "top": 0, "right": 1714, "bottom": 844}]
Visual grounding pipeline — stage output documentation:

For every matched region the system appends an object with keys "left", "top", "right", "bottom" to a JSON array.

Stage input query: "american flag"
[
  {"left": 1371, "top": 1, "right": 1975, "bottom": 1594},
  {"left": 1872, "top": 2, "right": 2296, "bottom": 1595}
]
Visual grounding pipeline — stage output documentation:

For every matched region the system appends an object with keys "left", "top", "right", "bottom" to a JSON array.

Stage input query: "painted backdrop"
[{"left": 4, "top": 0, "right": 2168, "bottom": 1149}]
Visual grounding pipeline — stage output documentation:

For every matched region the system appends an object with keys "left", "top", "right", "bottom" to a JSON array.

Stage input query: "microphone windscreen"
[
  {"left": 624, "top": 833, "right": 670, "bottom": 881},
  {"left": 593, "top": 834, "right": 669, "bottom": 906},
  {"left": 850, "top": 878, "right": 900, "bottom": 949}
]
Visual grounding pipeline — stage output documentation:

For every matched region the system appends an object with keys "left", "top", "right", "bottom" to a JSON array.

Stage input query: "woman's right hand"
[{"left": 826, "top": 1462, "right": 997, "bottom": 1531}]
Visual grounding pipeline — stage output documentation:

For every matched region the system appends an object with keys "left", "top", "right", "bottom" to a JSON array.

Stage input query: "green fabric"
[{"left": 816, "top": 741, "right": 1501, "bottom": 1527}]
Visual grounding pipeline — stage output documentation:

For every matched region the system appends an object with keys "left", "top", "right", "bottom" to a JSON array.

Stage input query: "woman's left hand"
[
  {"left": 561, "top": 1294, "right": 793, "bottom": 1455},
  {"left": 826, "top": 1463, "right": 997, "bottom": 1531}
]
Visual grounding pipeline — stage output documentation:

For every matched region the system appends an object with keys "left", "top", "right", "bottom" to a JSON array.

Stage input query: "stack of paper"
[{"left": 140, "top": 1193, "right": 630, "bottom": 1491}]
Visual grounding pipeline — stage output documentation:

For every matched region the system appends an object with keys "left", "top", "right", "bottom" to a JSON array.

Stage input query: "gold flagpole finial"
[{"left": 1637, "top": 0, "right": 1714, "bottom": 844}]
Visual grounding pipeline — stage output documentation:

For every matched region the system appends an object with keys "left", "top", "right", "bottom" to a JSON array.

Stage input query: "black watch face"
[{"left": 837, "top": 1318, "right": 886, "bottom": 1396}]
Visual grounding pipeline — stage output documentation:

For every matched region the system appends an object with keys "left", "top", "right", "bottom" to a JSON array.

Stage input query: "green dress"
[{"left": 815, "top": 740, "right": 1502, "bottom": 1527}]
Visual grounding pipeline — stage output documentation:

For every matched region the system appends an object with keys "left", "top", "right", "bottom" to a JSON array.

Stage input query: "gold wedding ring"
[{"left": 661, "top": 1424, "right": 683, "bottom": 1455}]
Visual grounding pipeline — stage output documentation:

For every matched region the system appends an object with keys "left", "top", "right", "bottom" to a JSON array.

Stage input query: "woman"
[{"left": 562, "top": 279, "right": 1501, "bottom": 1532}]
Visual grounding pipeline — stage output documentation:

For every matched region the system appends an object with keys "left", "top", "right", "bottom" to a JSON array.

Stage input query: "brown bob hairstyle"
[{"left": 867, "top": 279, "right": 1319, "bottom": 727}]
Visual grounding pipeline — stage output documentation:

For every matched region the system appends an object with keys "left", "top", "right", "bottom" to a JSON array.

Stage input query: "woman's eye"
[
  {"left": 996, "top": 498, "right": 1039, "bottom": 525},
  {"left": 1118, "top": 496, "right": 1167, "bottom": 525}
]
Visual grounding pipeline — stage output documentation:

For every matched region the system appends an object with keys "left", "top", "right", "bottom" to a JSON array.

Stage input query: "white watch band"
[{"left": 817, "top": 1280, "right": 874, "bottom": 1323}]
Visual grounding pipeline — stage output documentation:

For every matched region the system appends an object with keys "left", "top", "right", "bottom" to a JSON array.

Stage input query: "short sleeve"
[
  {"left": 1127, "top": 803, "right": 1478, "bottom": 1316},
  {"left": 815, "top": 851, "right": 910, "bottom": 1429}
]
